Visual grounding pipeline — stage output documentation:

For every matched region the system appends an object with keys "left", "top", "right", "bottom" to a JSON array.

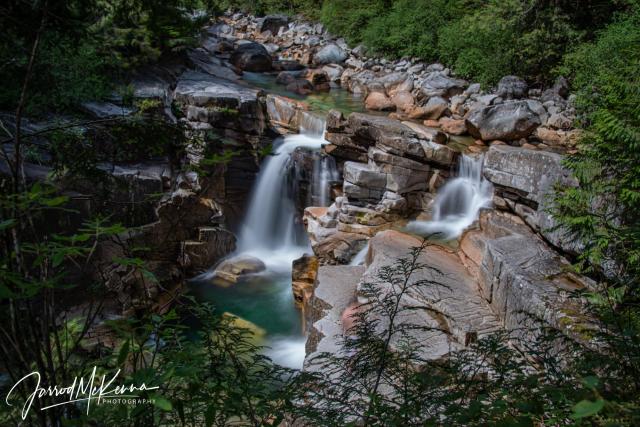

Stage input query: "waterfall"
[
  {"left": 237, "top": 113, "right": 336, "bottom": 270},
  {"left": 312, "top": 155, "right": 339, "bottom": 207},
  {"left": 406, "top": 154, "right": 493, "bottom": 240},
  {"left": 350, "top": 242, "right": 369, "bottom": 266}
]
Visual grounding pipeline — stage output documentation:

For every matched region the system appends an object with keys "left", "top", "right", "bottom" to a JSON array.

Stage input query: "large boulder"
[
  {"left": 230, "top": 42, "right": 272, "bottom": 72},
  {"left": 465, "top": 100, "right": 542, "bottom": 141},
  {"left": 258, "top": 14, "right": 289, "bottom": 35},
  {"left": 209, "top": 254, "right": 266, "bottom": 287},
  {"left": 496, "top": 75, "right": 528, "bottom": 100},
  {"left": 313, "top": 43, "right": 348, "bottom": 65},
  {"left": 391, "top": 91, "right": 415, "bottom": 112},
  {"left": 364, "top": 92, "right": 396, "bottom": 111},
  {"left": 483, "top": 145, "right": 580, "bottom": 253},
  {"left": 420, "top": 72, "right": 468, "bottom": 98},
  {"left": 409, "top": 96, "right": 448, "bottom": 120}
]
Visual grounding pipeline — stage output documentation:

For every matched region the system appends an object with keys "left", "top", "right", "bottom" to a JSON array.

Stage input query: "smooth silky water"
[
  {"left": 190, "top": 109, "right": 339, "bottom": 370},
  {"left": 406, "top": 154, "right": 493, "bottom": 240}
]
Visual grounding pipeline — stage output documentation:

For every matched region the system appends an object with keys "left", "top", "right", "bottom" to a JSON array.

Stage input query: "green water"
[
  {"left": 242, "top": 71, "right": 370, "bottom": 115},
  {"left": 189, "top": 271, "right": 302, "bottom": 337}
]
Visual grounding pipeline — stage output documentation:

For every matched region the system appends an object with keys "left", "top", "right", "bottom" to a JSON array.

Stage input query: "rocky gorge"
[{"left": 0, "top": 10, "right": 594, "bottom": 374}]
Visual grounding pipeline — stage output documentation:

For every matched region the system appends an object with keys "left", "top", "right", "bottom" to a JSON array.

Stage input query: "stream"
[
  {"left": 189, "top": 79, "right": 364, "bottom": 369},
  {"left": 189, "top": 74, "right": 490, "bottom": 370}
]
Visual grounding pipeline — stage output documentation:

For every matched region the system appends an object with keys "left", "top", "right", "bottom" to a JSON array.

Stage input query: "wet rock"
[
  {"left": 360, "top": 230, "right": 502, "bottom": 359},
  {"left": 306, "top": 69, "right": 331, "bottom": 91},
  {"left": 292, "top": 254, "right": 319, "bottom": 308},
  {"left": 180, "top": 227, "right": 236, "bottom": 273},
  {"left": 276, "top": 71, "right": 298, "bottom": 85},
  {"left": 210, "top": 254, "right": 266, "bottom": 287},
  {"left": 286, "top": 79, "right": 314, "bottom": 95},
  {"left": 304, "top": 265, "right": 364, "bottom": 359},
  {"left": 272, "top": 59, "right": 304, "bottom": 71},
  {"left": 230, "top": 42, "right": 273, "bottom": 72},
  {"left": 80, "top": 101, "right": 134, "bottom": 119},
  {"left": 466, "top": 100, "right": 542, "bottom": 141}
]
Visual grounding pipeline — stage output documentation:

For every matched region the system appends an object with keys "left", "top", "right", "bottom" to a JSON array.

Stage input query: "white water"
[
  {"left": 237, "top": 113, "right": 334, "bottom": 271},
  {"left": 406, "top": 154, "right": 493, "bottom": 240},
  {"left": 312, "top": 155, "right": 339, "bottom": 207},
  {"left": 226, "top": 113, "right": 335, "bottom": 369},
  {"left": 350, "top": 243, "right": 369, "bottom": 266}
]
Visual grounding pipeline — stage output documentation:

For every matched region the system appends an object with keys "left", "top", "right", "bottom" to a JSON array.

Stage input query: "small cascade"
[
  {"left": 350, "top": 243, "right": 369, "bottom": 266},
  {"left": 406, "top": 154, "right": 493, "bottom": 240},
  {"left": 312, "top": 154, "right": 339, "bottom": 207},
  {"left": 299, "top": 111, "right": 325, "bottom": 136}
]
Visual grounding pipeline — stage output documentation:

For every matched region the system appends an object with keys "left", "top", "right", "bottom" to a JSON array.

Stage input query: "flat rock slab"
[
  {"left": 174, "top": 70, "right": 263, "bottom": 109},
  {"left": 460, "top": 210, "right": 595, "bottom": 344},
  {"left": 363, "top": 230, "right": 502, "bottom": 359}
]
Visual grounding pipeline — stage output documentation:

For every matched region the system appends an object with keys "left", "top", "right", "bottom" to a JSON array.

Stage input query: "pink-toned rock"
[
  {"left": 341, "top": 303, "right": 361, "bottom": 334},
  {"left": 423, "top": 119, "right": 440, "bottom": 128},
  {"left": 365, "top": 92, "right": 396, "bottom": 111},
  {"left": 439, "top": 117, "right": 467, "bottom": 135},
  {"left": 292, "top": 255, "right": 319, "bottom": 308},
  {"left": 391, "top": 91, "right": 415, "bottom": 112},
  {"left": 305, "top": 206, "right": 328, "bottom": 220}
]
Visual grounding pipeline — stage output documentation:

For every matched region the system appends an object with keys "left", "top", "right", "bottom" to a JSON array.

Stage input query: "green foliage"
[
  {"left": 554, "top": 4, "right": 640, "bottom": 288},
  {"left": 0, "top": 0, "right": 210, "bottom": 114},
  {"left": 361, "top": 0, "right": 462, "bottom": 61}
]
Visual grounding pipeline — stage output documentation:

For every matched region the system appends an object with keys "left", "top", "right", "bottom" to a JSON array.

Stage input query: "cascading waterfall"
[
  {"left": 214, "top": 112, "right": 337, "bottom": 369},
  {"left": 406, "top": 154, "right": 493, "bottom": 240},
  {"left": 350, "top": 242, "right": 369, "bottom": 266},
  {"left": 312, "top": 155, "right": 339, "bottom": 207},
  {"left": 237, "top": 112, "right": 335, "bottom": 270}
]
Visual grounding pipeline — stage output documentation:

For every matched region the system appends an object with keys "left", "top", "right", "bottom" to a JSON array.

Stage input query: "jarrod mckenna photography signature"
[{"left": 5, "top": 366, "right": 160, "bottom": 420}]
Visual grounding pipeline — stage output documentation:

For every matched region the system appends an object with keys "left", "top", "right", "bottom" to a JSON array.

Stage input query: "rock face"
[
  {"left": 466, "top": 100, "right": 542, "bottom": 141},
  {"left": 305, "top": 265, "right": 364, "bottom": 359},
  {"left": 363, "top": 231, "right": 502, "bottom": 356},
  {"left": 313, "top": 43, "right": 348, "bottom": 65},
  {"left": 483, "top": 145, "right": 580, "bottom": 253},
  {"left": 230, "top": 42, "right": 273, "bottom": 72},
  {"left": 292, "top": 254, "right": 319, "bottom": 308},
  {"left": 174, "top": 70, "right": 266, "bottom": 134},
  {"left": 459, "top": 210, "right": 594, "bottom": 345}
]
